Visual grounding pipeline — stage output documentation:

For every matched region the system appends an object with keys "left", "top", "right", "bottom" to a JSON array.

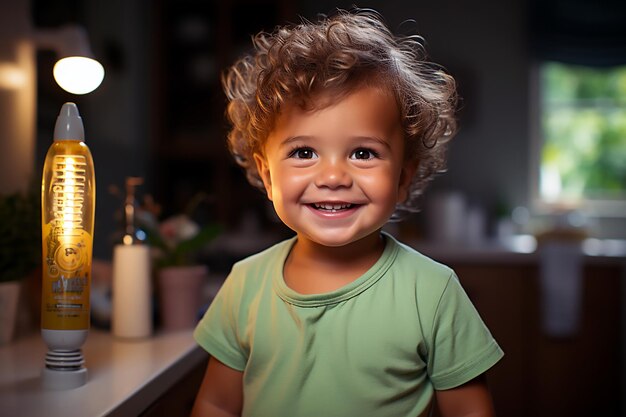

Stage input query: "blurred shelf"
[
  {"left": 151, "top": 0, "right": 296, "bottom": 227},
  {"left": 408, "top": 235, "right": 626, "bottom": 265}
]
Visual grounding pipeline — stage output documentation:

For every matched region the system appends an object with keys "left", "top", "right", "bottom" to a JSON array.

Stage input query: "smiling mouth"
[{"left": 311, "top": 202, "right": 356, "bottom": 212}]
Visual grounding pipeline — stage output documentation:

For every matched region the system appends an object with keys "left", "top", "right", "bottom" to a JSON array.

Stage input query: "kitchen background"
[
  {"left": 22, "top": 0, "right": 626, "bottom": 262},
  {"left": 1, "top": 1, "right": 625, "bottom": 416}
]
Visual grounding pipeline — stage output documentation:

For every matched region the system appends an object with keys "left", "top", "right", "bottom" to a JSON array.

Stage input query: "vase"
[
  {"left": 0, "top": 281, "right": 21, "bottom": 345},
  {"left": 157, "top": 265, "right": 208, "bottom": 332}
]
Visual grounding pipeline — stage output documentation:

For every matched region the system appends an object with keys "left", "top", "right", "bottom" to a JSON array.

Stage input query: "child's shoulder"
[
  {"left": 387, "top": 233, "right": 455, "bottom": 289},
  {"left": 229, "top": 236, "right": 296, "bottom": 276},
  {"left": 388, "top": 233, "right": 452, "bottom": 273},
  {"left": 217, "top": 237, "right": 295, "bottom": 298}
]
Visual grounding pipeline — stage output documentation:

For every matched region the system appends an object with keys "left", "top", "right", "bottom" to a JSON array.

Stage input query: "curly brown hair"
[{"left": 222, "top": 8, "right": 458, "bottom": 218}]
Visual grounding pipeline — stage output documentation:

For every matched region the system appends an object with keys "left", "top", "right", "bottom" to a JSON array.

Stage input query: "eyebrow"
[
  {"left": 280, "top": 136, "right": 314, "bottom": 147},
  {"left": 280, "top": 135, "right": 392, "bottom": 150},
  {"left": 357, "top": 135, "right": 393, "bottom": 150}
]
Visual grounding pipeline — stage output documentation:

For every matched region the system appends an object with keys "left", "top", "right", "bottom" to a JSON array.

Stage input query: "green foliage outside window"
[{"left": 540, "top": 62, "right": 626, "bottom": 202}]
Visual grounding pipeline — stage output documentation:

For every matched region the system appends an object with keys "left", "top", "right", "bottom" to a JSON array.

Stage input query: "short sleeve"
[
  {"left": 193, "top": 271, "right": 248, "bottom": 371},
  {"left": 427, "top": 273, "right": 504, "bottom": 390}
]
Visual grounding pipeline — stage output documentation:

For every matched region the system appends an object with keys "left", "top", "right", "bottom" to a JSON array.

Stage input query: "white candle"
[{"left": 112, "top": 244, "right": 152, "bottom": 338}]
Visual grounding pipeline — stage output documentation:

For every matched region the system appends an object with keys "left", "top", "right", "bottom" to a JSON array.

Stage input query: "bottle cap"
[{"left": 54, "top": 102, "right": 85, "bottom": 141}]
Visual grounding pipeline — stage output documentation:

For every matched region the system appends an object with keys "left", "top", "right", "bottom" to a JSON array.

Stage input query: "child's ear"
[
  {"left": 397, "top": 160, "right": 418, "bottom": 204},
  {"left": 253, "top": 152, "right": 273, "bottom": 201}
]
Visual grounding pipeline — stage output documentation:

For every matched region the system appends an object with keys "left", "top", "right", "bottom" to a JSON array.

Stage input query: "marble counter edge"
[
  {"left": 106, "top": 332, "right": 208, "bottom": 417},
  {"left": 0, "top": 329, "right": 208, "bottom": 417}
]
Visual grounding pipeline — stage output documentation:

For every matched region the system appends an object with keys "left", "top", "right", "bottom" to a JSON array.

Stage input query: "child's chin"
[{"left": 302, "top": 230, "right": 383, "bottom": 248}]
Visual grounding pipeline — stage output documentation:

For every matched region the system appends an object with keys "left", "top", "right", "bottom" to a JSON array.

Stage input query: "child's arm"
[
  {"left": 434, "top": 373, "right": 496, "bottom": 417},
  {"left": 190, "top": 357, "right": 244, "bottom": 417}
]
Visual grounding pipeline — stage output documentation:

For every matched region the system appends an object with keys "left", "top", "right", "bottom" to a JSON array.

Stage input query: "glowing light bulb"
[{"left": 53, "top": 56, "right": 104, "bottom": 95}]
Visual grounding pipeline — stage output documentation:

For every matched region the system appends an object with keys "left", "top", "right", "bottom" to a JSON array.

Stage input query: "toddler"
[{"left": 192, "top": 9, "right": 503, "bottom": 417}]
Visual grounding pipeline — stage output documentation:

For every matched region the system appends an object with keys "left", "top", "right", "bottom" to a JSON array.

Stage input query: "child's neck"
[{"left": 283, "top": 231, "right": 385, "bottom": 295}]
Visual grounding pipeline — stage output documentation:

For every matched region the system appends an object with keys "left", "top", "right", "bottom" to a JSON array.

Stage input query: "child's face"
[{"left": 254, "top": 86, "right": 415, "bottom": 248}]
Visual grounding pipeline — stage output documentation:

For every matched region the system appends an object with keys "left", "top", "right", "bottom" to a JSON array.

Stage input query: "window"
[{"left": 536, "top": 61, "right": 626, "bottom": 215}]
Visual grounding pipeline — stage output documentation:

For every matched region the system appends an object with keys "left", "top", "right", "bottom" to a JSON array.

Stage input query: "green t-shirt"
[{"left": 194, "top": 233, "right": 503, "bottom": 417}]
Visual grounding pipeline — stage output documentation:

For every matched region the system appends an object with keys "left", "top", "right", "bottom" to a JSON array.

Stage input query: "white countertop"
[{"left": 0, "top": 329, "right": 207, "bottom": 417}]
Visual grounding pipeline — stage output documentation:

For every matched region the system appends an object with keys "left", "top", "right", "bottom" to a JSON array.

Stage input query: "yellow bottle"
[{"left": 41, "top": 102, "right": 95, "bottom": 389}]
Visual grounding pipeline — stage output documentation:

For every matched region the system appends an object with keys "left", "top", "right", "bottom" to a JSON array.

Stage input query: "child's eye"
[
  {"left": 350, "top": 148, "right": 378, "bottom": 160},
  {"left": 289, "top": 147, "right": 317, "bottom": 159}
]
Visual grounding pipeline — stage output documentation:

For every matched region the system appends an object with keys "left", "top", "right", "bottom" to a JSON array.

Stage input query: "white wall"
[{"left": 0, "top": 1, "right": 36, "bottom": 194}]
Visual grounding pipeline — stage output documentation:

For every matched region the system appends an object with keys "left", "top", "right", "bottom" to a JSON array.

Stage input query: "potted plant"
[
  {"left": 139, "top": 193, "right": 220, "bottom": 331},
  {"left": 0, "top": 185, "right": 41, "bottom": 344}
]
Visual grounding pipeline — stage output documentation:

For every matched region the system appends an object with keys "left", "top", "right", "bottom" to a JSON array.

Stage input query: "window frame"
[{"left": 529, "top": 60, "right": 626, "bottom": 218}]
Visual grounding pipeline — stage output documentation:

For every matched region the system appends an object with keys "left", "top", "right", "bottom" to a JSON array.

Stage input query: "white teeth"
[{"left": 313, "top": 203, "right": 353, "bottom": 211}]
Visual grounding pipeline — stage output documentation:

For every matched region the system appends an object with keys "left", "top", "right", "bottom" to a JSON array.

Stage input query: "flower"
[
  {"left": 138, "top": 193, "right": 220, "bottom": 269},
  {"left": 159, "top": 214, "right": 200, "bottom": 248}
]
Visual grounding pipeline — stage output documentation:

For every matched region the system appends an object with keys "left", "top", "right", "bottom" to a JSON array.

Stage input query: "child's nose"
[{"left": 314, "top": 158, "right": 353, "bottom": 189}]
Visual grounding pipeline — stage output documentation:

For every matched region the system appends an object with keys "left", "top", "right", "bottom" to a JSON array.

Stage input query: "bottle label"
[
  {"left": 41, "top": 154, "right": 92, "bottom": 331},
  {"left": 42, "top": 225, "right": 92, "bottom": 330}
]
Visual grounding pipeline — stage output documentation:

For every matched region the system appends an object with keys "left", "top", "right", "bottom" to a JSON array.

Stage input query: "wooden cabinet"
[
  {"left": 454, "top": 264, "right": 528, "bottom": 416},
  {"left": 449, "top": 262, "right": 623, "bottom": 417},
  {"left": 140, "top": 356, "right": 209, "bottom": 417},
  {"left": 151, "top": 0, "right": 296, "bottom": 226}
]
